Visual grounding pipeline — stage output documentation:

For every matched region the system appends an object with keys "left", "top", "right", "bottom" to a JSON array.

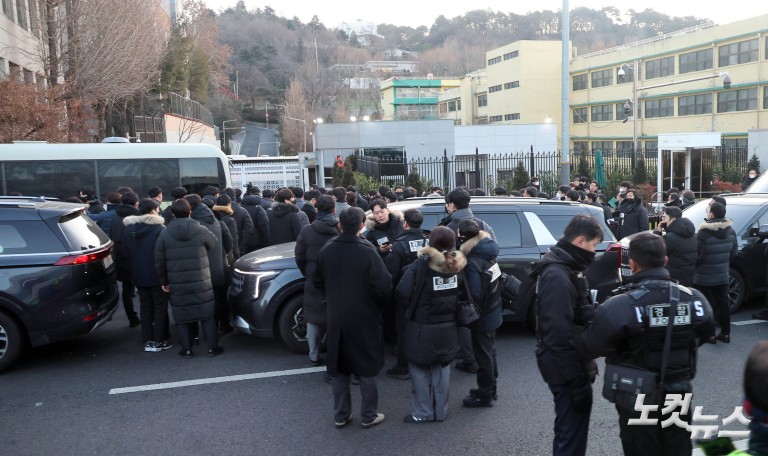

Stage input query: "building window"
[
  {"left": 645, "top": 57, "right": 675, "bottom": 80},
  {"left": 723, "top": 138, "right": 748, "bottom": 149},
  {"left": 717, "top": 88, "right": 758, "bottom": 112},
  {"left": 590, "top": 104, "right": 613, "bottom": 122},
  {"left": 504, "top": 113, "right": 520, "bottom": 121},
  {"left": 644, "top": 98, "right": 674, "bottom": 118},
  {"left": 592, "top": 141, "right": 613, "bottom": 153},
  {"left": 447, "top": 100, "right": 457, "bottom": 112},
  {"left": 488, "top": 84, "right": 502, "bottom": 93},
  {"left": 718, "top": 39, "right": 759, "bottom": 67},
  {"left": 504, "top": 81, "right": 519, "bottom": 90},
  {"left": 573, "top": 107, "right": 587, "bottom": 124},
  {"left": 503, "top": 51, "right": 519, "bottom": 60},
  {"left": 488, "top": 56, "right": 501, "bottom": 66},
  {"left": 573, "top": 74, "right": 588, "bottom": 91},
  {"left": 764, "top": 86, "right": 768, "bottom": 110},
  {"left": 573, "top": 141, "right": 588, "bottom": 153},
  {"left": 591, "top": 69, "right": 613, "bottom": 88},
  {"left": 2, "top": 0, "right": 14, "bottom": 21},
  {"left": 617, "top": 141, "right": 634, "bottom": 156},
  {"left": 477, "top": 117, "right": 489, "bottom": 125},
  {"left": 678, "top": 94, "right": 712, "bottom": 116},
  {"left": 489, "top": 115, "right": 503, "bottom": 122},
  {"left": 617, "top": 65, "right": 635, "bottom": 84},
  {"left": 477, "top": 94, "right": 487, "bottom": 107},
  {"left": 679, "top": 49, "right": 713, "bottom": 74}
]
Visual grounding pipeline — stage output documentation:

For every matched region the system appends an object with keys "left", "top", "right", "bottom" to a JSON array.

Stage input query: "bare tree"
[{"left": 281, "top": 77, "right": 308, "bottom": 154}]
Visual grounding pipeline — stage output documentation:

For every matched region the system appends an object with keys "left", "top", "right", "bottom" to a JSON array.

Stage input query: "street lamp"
[{"left": 222, "top": 119, "right": 238, "bottom": 152}]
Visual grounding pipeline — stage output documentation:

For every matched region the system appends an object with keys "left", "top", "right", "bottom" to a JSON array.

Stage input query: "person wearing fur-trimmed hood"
[{"left": 395, "top": 226, "right": 467, "bottom": 423}]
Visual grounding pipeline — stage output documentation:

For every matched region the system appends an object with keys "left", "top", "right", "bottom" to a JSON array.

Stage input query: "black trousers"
[
  {"left": 470, "top": 328, "right": 497, "bottom": 398},
  {"left": 178, "top": 318, "right": 218, "bottom": 351},
  {"left": 616, "top": 400, "right": 692, "bottom": 456},
  {"left": 119, "top": 279, "right": 138, "bottom": 320},
  {"left": 697, "top": 283, "right": 730, "bottom": 335},
  {"left": 548, "top": 383, "right": 592, "bottom": 456},
  {"left": 213, "top": 285, "right": 230, "bottom": 330},
  {"left": 137, "top": 286, "right": 169, "bottom": 343},
  {"left": 394, "top": 299, "right": 408, "bottom": 370}
]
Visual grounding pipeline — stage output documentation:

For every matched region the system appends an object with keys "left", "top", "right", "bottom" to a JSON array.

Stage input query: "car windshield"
[
  {"left": 58, "top": 212, "right": 111, "bottom": 251},
  {"left": 683, "top": 200, "right": 754, "bottom": 235},
  {"left": 745, "top": 172, "right": 768, "bottom": 193}
]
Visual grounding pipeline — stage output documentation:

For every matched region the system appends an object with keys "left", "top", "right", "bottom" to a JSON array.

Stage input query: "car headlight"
[{"left": 234, "top": 269, "right": 278, "bottom": 299}]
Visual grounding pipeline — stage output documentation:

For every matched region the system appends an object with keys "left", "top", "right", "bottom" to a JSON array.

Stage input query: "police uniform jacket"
[
  {"left": 385, "top": 228, "right": 428, "bottom": 287},
  {"left": 583, "top": 268, "right": 715, "bottom": 383},
  {"left": 459, "top": 231, "right": 503, "bottom": 332},
  {"left": 364, "top": 210, "right": 404, "bottom": 259}
]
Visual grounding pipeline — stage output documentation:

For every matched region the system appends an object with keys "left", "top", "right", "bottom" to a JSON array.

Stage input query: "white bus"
[{"left": 0, "top": 143, "right": 232, "bottom": 201}]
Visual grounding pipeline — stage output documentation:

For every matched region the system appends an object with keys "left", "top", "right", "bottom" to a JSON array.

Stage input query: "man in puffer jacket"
[
  {"left": 241, "top": 187, "right": 270, "bottom": 251},
  {"left": 123, "top": 198, "right": 170, "bottom": 352},
  {"left": 618, "top": 189, "right": 649, "bottom": 239},
  {"left": 655, "top": 207, "right": 697, "bottom": 287},
  {"left": 154, "top": 199, "right": 222, "bottom": 358},
  {"left": 694, "top": 202, "right": 738, "bottom": 343},
  {"left": 267, "top": 188, "right": 304, "bottom": 245},
  {"left": 458, "top": 219, "right": 503, "bottom": 408},
  {"left": 295, "top": 195, "right": 339, "bottom": 367}
]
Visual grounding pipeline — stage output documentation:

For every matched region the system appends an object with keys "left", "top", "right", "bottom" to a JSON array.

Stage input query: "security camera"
[
  {"left": 723, "top": 75, "right": 732, "bottom": 89},
  {"left": 623, "top": 101, "right": 632, "bottom": 116}
]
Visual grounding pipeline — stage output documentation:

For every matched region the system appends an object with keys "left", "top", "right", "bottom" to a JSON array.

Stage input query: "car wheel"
[
  {"left": 278, "top": 295, "right": 309, "bottom": 354},
  {"left": 728, "top": 268, "right": 745, "bottom": 314},
  {"left": 0, "top": 312, "right": 23, "bottom": 373}
]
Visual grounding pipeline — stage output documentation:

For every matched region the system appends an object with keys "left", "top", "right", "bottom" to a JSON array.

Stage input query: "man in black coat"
[
  {"left": 224, "top": 187, "right": 255, "bottom": 255},
  {"left": 161, "top": 187, "right": 188, "bottom": 225},
  {"left": 314, "top": 207, "right": 392, "bottom": 429},
  {"left": 154, "top": 199, "right": 221, "bottom": 358},
  {"left": 241, "top": 187, "right": 270, "bottom": 251},
  {"left": 111, "top": 191, "right": 141, "bottom": 328},
  {"left": 364, "top": 198, "right": 404, "bottom": 261},
  {"left": 656, "top": 207, "right": 697, "bottom": 287},
  {"left": 530, "top": 215, "right": 603, "bottom": 456},
  {"left": 302, "top": 189, "right": 320, "bottom": 224},
  {"left": 618, "top": 189, "right": 649, "bottom": 239},
  {"left": 123, "top": 198, "right": 171, "bottom": 352},
  {"left": 267, "top": 188, "right": 304, "bottom": 246},
  {"left": 694, "top": 202, "right": 738, "bottom": 343},
  {"left": 295, "top": 195, "right": 339, "bottom": 367}
]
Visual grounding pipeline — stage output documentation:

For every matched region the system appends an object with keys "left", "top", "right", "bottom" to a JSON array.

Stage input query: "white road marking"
[
  {"left": 732, "top": 319, "right": 768, "bottom": 326},
  {"left": 108, "top": 366, "right": 326, "bottom": 395}
]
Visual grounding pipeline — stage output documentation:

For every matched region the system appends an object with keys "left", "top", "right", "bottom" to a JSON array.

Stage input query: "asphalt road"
[
  {"left": 240, "top": 123, "right": 279, "bottom": 157},
  {"left": 1, "top": 298, "right": 767, "bottom": 455}
]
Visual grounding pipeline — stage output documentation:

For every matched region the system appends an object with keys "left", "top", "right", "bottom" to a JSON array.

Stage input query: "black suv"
[
  {"left": 0, "top": 197, "right": 119, "bottom": 372},
  {"left": 619, "top": 194, "right": 768, "bottom": 312},
  {"left": 229, "top": 197, "right": 622, "bottom": 353}
]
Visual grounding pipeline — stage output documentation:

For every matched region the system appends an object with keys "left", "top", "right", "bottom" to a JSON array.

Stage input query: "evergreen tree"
[
  {"left": 512, "top": 160, "right": 530, "bottom": 190},
  {"left": 633, "top": 155, "right": 648, "bottom": 185},
  {"left": 405, "top": 165, "right": 425, "bottom": 195},
  {"left": 577, "top": 151, "right": 591, "bottom": 180},
  {"left": 747, "top": 154, "right": 761, "bottom": 173}
]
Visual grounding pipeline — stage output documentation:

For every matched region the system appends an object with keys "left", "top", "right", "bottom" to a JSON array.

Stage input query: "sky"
[{"left": 202, "top": 0, "right": 766, "bottom": 29}]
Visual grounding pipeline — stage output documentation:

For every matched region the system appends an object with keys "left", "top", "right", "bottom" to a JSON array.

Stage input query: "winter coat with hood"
[
  {"left": 241, "top": 194, "right": 270, "bottom": 251},
  {"left": 301, "top": 202, "right": 317, "bottom": 224},
  {"left": 230, "top": 201, "right": 254, "bottom": 255},
  {"left": 364, "top": 210, "right": 404, "bottom": 259},
  {"left": 662, "top": 217, "right": 697, "bottom": 286},
  {"left": 213, "top": 204, "right": 240, "bottom": 260},
  {"left": 295, "top": 212, "right": 340, "bottom": 326},
  {"left": 122, "top": 213, "right": 165, "bottom": 288},
  {"left": 618, "top": 197, "right": 649, "bottom": 239},
  {"left": 694, "top": 218, "right": 738, "bottom": 286},
  {"left": 111, "top": 203, "right": 140, "bottom": 282},
  {"left": 385, "top": 227, "right": 428, "bottom": 287},
  {"left": 460, "top": 231, "right": 503, "bottom": 332},
  {"left": 267, "top": 202, "right": 303, "bottom": 245},
  {"left": 190, "top": 203, "right": 227, "bottom": 287},
  {"left": 395, "top": 246, "right": 467, "bottom": 368},
  {"left": 314, "top": 233, "right": 392, "bottom": 377},
  {"left": 154, "top": 217, "right": 217, "bottom": 323}
]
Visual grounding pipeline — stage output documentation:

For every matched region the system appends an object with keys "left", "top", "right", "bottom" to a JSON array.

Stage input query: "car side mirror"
[{"left": 758, "top": 224, "right": 768, "bottom": 240}]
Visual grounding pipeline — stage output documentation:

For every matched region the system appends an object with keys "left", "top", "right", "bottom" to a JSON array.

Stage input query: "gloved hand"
[
  {"left": 569, "top": 377, "right": 593, "bottom": 412},
  {"left": 583, "top": 360, "right": 598, "bottom": 384}
]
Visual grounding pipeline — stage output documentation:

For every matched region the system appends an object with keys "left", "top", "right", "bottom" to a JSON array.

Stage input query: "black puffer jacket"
[
  {"left": 295, "top": 213, "right": 340, "bottom": 325},
  {"left": 111, "top": 204, "right": 140, "bottom": 282},
  {"left": 663, "top": 217, "right": 697, "bottom": 286},
  {"left": 618, "top": 198, "right": 649, "bottom": 239},
  {"left": 190, "top": 203, "right": 227, "bottom": 287},
  {"left": 267, "top": 202, "right": 303, "bottom": 245},
  {"left": 460, "top": 231, "right": 503, "bottom": 332},
  {"left": 364, "top": 210, "right": 404, "bottom": 259},
  {"left": 396, "top": 246, "right": 467, "bottom": 368},
  {"left": 154, "top": 217, "right": 217, "bottom": 323},
  {"left": 241, "top": 194, "right": 270, "bottom": 251},
  {"left": 694, "top": 218, "right": 738, "bottom": 286},
  {"left": 122, "top": 213, "right": 165, "bottom": 288},
  {"left": 230, "top": 202, "right": 254, "bottom": 255},
  {"left": 385, "top": 228, "right": 428, "bottom": 287}
]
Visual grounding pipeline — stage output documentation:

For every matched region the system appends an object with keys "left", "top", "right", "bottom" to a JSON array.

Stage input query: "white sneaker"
[{"left": 144, "top": 341, "right": 161, "bottom": 352}]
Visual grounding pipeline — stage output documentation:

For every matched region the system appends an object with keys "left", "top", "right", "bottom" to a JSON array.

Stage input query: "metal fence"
[
  {"left": 355, "top": 146, "right": 749, "bottom": 197},
  {"left": 167, "top": 92, "right": 214, "bottom": 126}
]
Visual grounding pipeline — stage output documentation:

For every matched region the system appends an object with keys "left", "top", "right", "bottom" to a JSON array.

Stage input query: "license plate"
[
  {"left": 620, "top": 267, "right": 632, "bottom": 277},
  {"left": 102, "top": 254, "right": 113, "bottom": 269}
]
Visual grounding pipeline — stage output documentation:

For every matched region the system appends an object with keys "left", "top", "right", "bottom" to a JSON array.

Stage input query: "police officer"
[
  {"left": 531, "top": 215, "right": 602, "bottom": 456},
  {"left": 584, "top": 232, "right": 715, "bottom": 456}
]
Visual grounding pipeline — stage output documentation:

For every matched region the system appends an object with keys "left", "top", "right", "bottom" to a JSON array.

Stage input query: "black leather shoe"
[
  {"left": 178, "top": 348, "right": 192, "bottom": 358},
  {"left": 462, "top": 394, "right": 494, "bottom": 408},
  {"left": 716, "top": 333, "right": 731, "bottom": 343},
  {"left": 207, "top": 347, "right": 224, "bottom": 357},
  {"left": 470, "top": 388, "right": 498, "bottom": 401},
  {"left": 455, "top": 361, "right": 478, "bottom": 373},
  {"left": 706, "top": 336, "right": 717, "bottom": 344}
]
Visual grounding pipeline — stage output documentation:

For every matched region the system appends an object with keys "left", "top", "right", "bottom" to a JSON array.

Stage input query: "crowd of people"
[{"left": 68, "top": 178, "right": 768, "bottom": 453}]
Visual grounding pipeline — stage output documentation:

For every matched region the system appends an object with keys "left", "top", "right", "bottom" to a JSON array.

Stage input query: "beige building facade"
[
  {"left": 0, "top": 0, "right": 43, "bottom": 82},
  {"left": 569, "top": 15, "right": 768, "bottom": 153}
]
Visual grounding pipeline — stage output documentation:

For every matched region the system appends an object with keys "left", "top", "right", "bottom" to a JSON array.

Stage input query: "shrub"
[
  {"left": 747, "top": 154, "right": 761, "bottom": 174},
  {"left": 711, "top": 178, "right": 742, "bottom": 193}
]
